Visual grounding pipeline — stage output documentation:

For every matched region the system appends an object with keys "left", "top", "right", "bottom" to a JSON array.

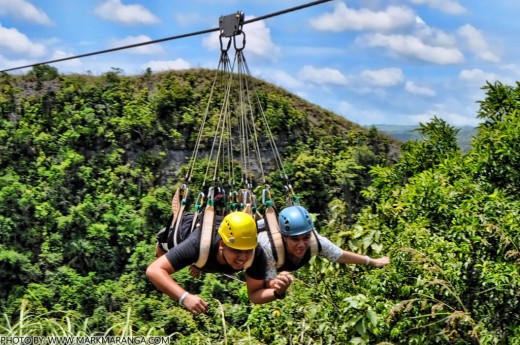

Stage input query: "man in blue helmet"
[{"left": 245, "top": 205, "right": 390, "bottom": 299}]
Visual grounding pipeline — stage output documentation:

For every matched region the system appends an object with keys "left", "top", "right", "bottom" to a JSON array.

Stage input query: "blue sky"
[{"left": 1, "top": 0, "right": 519, "bottom": 127}]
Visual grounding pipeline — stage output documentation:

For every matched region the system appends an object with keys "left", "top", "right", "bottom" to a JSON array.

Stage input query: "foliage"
[{"left": 1, "top": 67, "right": 519, "bottom": 344}]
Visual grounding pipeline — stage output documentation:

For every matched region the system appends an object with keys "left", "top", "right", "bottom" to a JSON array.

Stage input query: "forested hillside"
[{"left": 0, "top": 66, "right": 518, "bottom": 344}]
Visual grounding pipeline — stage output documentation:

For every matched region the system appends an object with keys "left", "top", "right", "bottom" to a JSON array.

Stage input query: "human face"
[
  {"left": 285, "top": 233, "right": 311, "bottom": 259},
  {"left": 222, "top": 245, "right": 254, "bottom": 270}
]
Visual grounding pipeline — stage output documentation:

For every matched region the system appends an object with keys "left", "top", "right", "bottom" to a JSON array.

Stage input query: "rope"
[{"left": 1, "top": 0, "right": 334, "bottom": 73}]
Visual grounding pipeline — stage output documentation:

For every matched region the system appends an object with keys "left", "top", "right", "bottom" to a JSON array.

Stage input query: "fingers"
[
  {"left": 183, "top": 294, "right": 208, "bottom": 315},
  {"left": 373, "top": 256, "right": 391, "bottom": 268},
  {"left": 273, "top": 272, "right": 294, "bottom": 291}
]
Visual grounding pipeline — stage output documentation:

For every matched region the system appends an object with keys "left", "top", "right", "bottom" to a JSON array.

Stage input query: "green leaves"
[{"left": 2, "top": 67, "right": 520, "bottom": 344}]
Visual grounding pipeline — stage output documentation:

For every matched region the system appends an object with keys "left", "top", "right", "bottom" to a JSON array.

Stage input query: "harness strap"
[
  {"left": 265, "top": 206, "right": 285, "bottom": 269},
  {"left": 244, "top": 249, "right": 255, "bottom": 269},
  {"left": 190, "top": 212, "right": 200, "bottom": 232},
  {"left": 158, "top": 229, "right": 169, "bottom": 252},
  {"left": 171, "top": 184, "right": 189, "bottom": 247},
  {"left": 309, "top": 229, "right": 321, "bottom": 257},
  {"left": 170, "top": 186, "right": 181, "bottom": 228},
  {"left": 194, "top": 204, "right": 215, "bottom": 268}
]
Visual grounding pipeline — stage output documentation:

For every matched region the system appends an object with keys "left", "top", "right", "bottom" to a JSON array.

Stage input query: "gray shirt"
[{"left": 257, "top": 231, "right": 343, "bottom": 280}]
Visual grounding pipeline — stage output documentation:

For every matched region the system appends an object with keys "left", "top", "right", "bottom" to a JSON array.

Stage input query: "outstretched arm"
[
  {"left": 245, "top": 271, "right": 294, "bottom": 304},
  {"left": 336, "top": 251, "right": 390, "bottom": 268},
  {"left": 146, "top": 255, "right": 208, "bottom": 315}
]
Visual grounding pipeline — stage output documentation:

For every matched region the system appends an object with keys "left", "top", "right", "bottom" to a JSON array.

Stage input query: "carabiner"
[
  {"left": 194, "top": 192, "right": 205, "bottom": 212},
  {"left": 262, "top": 187, "right": 273, "bottom": 207},
  {"left": 180, "top": 184, "right": 189, "bottom": 205}
]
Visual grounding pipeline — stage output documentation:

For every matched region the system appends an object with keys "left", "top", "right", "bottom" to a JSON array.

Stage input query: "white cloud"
[
  {"left": 0, "top": 54, "right": 33, "bottom": 73},
  {"left": 141, "top": 58, "right": 191, "bottom": 72},
  {"left": 202, "top": 16, "right": 281, "bottom": 61},
  {"left": 95, "top": 0, "right": 159, "bottom": 25},
  {"left": 457, "top": 24, "right": 500, "bottom": 63},
  {"left": 0, "top": 0, "right": 52, "bottom": 25},
  {"left": 311, "top": 3, "right": 416, "bottom": 32},
  {"left": 360, "top": 67, "right": 404, "bottom": 87},
  {"left": 49, "top": 50, "right": 82, "bottom": 69},
  {"left": 0, "top": 24, "right": 46, "bottom": 57},
  {"left": 459, "top": 68, "right": 498, "bottom": 83},
  {"left": 109, "top": 35, "right": 164, "bottom": 55},
  {"left": 359, "top": 33, "right": 464, "bottom": 64},
  {"left": 344, "top": 108, "right": 390, "bottom": 125},
  {"left": 442, "top": 112, "right": 480, "bottom": 127},
  {"left": 337, "top": 101, "right": 353, "bottom": 116},
  {"left": 260, "top": 70, "right": 304, "bottom": 90},
  {"left": 407, "top": 111, "right": 478, "bottom": 127},
  {"left": 500, "top": 64, "right": 520, "bottom": 81},
  {"left": 408, "top": 0, "right": 466, "bottom": 15},
  {"left": 407, "top": 112, "right": 438, "bottom": 125},
  {"left": 405, "top": 81, "right": 435, "bottom": 96},
  {"left": 299, "top": 65, "right": 348, "bottom": 85},
  {"left": 415, "top": 19, "right": 457, "bottom": 47},
  {"left": 173, "top": 12, "right": 203, "bottom": 27}
]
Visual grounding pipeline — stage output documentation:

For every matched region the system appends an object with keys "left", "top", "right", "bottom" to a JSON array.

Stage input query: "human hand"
[
  {"left": 181, "top": 294, "right": 208, "bottom": 315},
  {"left": 272, "top": 271, "right": 294, "bottom": 294},
  {"left": 371, "top": 256, "right": 390, "bottom": 268}
]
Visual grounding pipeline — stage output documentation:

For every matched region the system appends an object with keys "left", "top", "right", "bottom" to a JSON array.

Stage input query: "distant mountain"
[{"left": 368, "top": 124, "right": 477, "bottom": 153}]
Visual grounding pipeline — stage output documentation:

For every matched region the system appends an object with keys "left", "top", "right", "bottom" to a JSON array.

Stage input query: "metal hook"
[
  {"left": 233, "top": 31, "right": 246, "bottom": 52},
  {"left": 219, "top": 34, "right": 232, "bottom": 53},
  {"left": 194, "top": 192, "right": 205, "bottom": 212},
  {"left": 180, "top": 184, "right": 189, "bottom": 205},
  {"left": 262, "top": 187, "right": 272, "bottom": 206}
]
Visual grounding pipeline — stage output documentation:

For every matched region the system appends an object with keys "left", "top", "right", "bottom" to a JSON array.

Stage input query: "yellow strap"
[
  {"left": 265, "top": 206, "right": 285, "bottom": 269},
  {"left": 194, "top": 205, "right": 215, "bottom": 268}
]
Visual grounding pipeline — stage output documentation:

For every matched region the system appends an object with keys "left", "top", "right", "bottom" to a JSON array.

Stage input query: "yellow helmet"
[{"left": 218, "top": 212, "right": 257, "bottom": 250}]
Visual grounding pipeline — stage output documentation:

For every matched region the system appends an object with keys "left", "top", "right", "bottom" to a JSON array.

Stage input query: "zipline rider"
[
  {"left": 146, "top": 212, "right": 293, "bottom": 315},
  {"left": 246, "top": 205, "right": 390, "bottom": 299}
]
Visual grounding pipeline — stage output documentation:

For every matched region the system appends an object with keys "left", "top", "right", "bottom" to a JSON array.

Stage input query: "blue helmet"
[{"left": 278, "top": 205, "right": 314, "bottom": 236}]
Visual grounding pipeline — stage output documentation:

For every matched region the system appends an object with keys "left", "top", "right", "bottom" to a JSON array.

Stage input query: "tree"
[{"left": 472, "top": 81, "right": 520, "bottom": 194}]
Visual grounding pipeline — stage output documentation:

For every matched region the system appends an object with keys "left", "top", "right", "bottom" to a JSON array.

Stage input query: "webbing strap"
[
  {"left": 170, "top": 187, "right": 181, "bottom": 228},
  {"left": 265, "top": 206, "right": 285, "bottom": 269},
  {"left": 244, "top": 249, "right": 255, "bottom": 269},
  {"left": 190, "top": 212, "right": 200, "bottom": 233},
  {"left": 172, "top": 203, "right": 187, "bottom": 247},
  {"left": 309, "top": 229, "right": 320, "bottom": 257},
  {"left": 243, "top": 203, "right": 252, "bottom": 215},
  {"left": 194, "top": 205, "right": 215, "bottom": 268},
  {"left": 171, "top": 185, "right": 188, "bottom": 247}
]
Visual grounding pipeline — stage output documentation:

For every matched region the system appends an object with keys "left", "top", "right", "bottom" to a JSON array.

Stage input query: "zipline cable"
[{"left": 0, "top": 0, "right": 334, "bottom": 73}]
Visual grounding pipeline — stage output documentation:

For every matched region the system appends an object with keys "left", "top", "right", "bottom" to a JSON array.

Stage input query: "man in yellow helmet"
[{"left": 146, "top": 211, "right": 293, "bottom": 315}]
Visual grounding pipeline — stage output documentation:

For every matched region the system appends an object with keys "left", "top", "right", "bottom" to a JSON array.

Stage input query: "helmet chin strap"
[{"left": 218, "top": 242, "right": 231, "bottom": 266}]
